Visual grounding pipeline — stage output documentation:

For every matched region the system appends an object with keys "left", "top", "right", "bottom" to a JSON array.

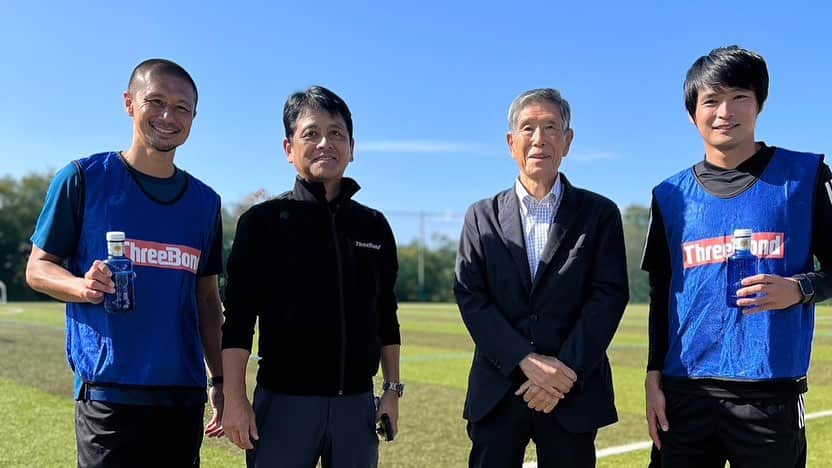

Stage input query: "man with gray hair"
[{"left": 455, "top": 88, "right": 629, "bottom": 467}]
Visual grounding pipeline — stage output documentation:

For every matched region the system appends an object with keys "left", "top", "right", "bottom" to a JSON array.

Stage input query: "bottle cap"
[
  {"left": 106, "top": 231, "right": 126, "bottom": 242},
  {"left": 733, "top": 228, "right": 753, "bottom": 238}
]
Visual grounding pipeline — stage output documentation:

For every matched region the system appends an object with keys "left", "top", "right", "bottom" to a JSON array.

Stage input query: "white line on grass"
[
  {"left": 594, "top": 441, "right": 654, "bottom": 458},
  {"left": 807, "top": 409, "right": 832, "bottom": 420},
  {"left": 521, "top": 408, "right": 832, "bottom": 468},
  {"left": 0, "top": 307, "right": 23, "bottom": 315}
]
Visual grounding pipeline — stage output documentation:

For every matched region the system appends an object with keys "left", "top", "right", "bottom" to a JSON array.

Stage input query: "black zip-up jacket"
[{"left": 222, "top": 177, "right": 400, "bottom": 396}]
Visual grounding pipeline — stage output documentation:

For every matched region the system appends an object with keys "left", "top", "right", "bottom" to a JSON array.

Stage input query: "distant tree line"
[
  {"left": 0, "top": 172, "right": 52, "bottom": 301},
  {"left": 2, "top": 171, "right": 651, "bottom": 303},
  {"left": 389, "top": 207, "right": 651, "bottom": 303}
]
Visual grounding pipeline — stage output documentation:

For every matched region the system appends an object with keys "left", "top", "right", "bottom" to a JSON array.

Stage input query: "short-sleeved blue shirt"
[{"left": 31, "top": 158, "right": 222, "bottom": 276}]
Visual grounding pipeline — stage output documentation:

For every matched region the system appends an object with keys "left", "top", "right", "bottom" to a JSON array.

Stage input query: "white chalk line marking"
[{"left": 521, "top": 408, "right": 832, "bottom": 467}]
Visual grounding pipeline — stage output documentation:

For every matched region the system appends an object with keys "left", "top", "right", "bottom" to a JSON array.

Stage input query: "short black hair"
[
  {"left": 283, "top": 86, "right": 353, "bottom": 142},
  {"left": 127, "top": 58, "right": 198, "bottom": 112},
  {"left": 684, "top": 46, "right": 768, "bottom": 118}
]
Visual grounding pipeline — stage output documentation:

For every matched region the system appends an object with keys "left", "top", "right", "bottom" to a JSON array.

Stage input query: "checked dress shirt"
[{"left": 514, "top": 176, "right": 564, "bottom": 279}]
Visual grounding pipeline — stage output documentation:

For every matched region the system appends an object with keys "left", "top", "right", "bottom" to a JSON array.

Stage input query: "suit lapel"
[
  {"left": 497, "top": 189, "right": 533, "bottom": 292},
  {"left": 533, "top": 175, "right": 581, "bottom": 287}
]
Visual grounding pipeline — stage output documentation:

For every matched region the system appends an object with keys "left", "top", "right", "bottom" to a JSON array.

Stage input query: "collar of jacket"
[{"left": 293, "top": 176, "right": 361, "bottom": 206}]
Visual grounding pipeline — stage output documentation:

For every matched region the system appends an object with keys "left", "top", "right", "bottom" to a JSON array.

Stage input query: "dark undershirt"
[
  {"left": 30, "top": 154, "right": 223, "bottom": 277},
  {"left": 641, "top": 143, "right": 832, "bottom": 397}
]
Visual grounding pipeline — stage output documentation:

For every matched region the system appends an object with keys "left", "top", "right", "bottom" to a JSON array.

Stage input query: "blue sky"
[{"left": 2, "top": 2, "right": 831, "bottom": 243}]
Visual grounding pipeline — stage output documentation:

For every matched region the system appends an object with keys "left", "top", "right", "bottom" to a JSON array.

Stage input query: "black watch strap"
[{"left": 795, "top": 274, "right": 815, "bottom": 304}]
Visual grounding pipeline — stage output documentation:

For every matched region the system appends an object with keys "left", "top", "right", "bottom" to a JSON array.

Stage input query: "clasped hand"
[{"left": 515, "top": 353, "right": 577, "bottom": 413}]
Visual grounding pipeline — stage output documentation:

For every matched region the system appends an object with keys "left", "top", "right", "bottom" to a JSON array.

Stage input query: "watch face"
[
  {"left": 384, "top": 382, "right": 404, "bottom": 396},
  {"left": 798, "top": 277, "right": 814, "bottom": 301}
]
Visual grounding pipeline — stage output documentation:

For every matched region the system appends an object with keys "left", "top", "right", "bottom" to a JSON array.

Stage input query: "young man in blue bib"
[
  {"left": 642, "top": 46, "right": 832, "bottom": 467},
  {"left": 26, "top": 59, "right": 225, "bottom": 467}
]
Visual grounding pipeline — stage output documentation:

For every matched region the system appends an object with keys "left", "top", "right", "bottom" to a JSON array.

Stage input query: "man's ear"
[
  {"left": 124, "top": 91, "right": 134, "bottom": 117},
  {"left": 561, "top": 128, "right": 574, "bottom": 157},
  {"left": 283, "top": 138, "right": 294, "bottom": 164}
]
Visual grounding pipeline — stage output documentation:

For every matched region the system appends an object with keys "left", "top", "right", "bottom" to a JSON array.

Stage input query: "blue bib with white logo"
[
  {"left": 66, "top": 152, "right": 219, "bottom": 402},
  {"left": 655, "top": 148, "right": 818, "bottom": 380}
]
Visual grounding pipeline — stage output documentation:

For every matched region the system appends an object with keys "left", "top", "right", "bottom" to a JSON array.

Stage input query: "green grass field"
[{"left": 2, "top": 302, "right": 832, "bottom": 467}]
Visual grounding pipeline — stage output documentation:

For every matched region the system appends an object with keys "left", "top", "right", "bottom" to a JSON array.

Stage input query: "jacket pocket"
[{"left": 557, "top": 233, "right": 586, "bottom": 275}]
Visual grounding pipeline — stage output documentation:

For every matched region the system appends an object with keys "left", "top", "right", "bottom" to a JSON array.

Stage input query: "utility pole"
[
  {"left": 418, "top": 211, "right": 425, "bottom": 302},
  {"left": 385, "top": 209, "right": 464, "bottom": 303}
]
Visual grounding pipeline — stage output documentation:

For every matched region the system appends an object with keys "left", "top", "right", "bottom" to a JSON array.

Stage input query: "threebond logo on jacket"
[
  {"left": 124, "top": 239, "right": 201, "bottom": 274},
  {"left": 355, "top": 240, "right": 382, "bottom": 250},
  {"left": 682, "top": 232, "right": 784, "bottom": 269}
]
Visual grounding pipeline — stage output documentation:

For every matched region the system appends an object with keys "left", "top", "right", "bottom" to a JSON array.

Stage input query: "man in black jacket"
[
  {"left": 455, "top": 88, "right": 629, "bottom": 468},
  {"left": 221, "top": 86, "right": 402, "bottom": 468}
]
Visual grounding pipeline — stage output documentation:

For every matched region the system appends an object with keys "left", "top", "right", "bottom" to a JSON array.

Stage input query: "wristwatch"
[
  {"left": 207, "top": 376, "right": 224, "bottom": 388},
  {"left": 794, "top": 274, "right": 815, "bottom": 304},
  {"left": 383, "top": 381, "right": 405, "bottom": 397}
]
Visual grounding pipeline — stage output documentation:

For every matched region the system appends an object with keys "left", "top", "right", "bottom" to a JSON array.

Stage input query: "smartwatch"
[{"left": 794, "top": 274, "right": 815, "bottom": 304}]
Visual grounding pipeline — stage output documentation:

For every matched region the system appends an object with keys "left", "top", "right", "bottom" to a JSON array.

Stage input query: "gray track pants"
[{"left": 247, "top": 387, "right": 379, "bottom": 468}]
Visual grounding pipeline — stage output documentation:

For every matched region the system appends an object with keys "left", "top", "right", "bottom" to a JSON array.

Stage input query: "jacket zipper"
[{"left": 329, "top": 208, "right": 347, "bottom": 395}]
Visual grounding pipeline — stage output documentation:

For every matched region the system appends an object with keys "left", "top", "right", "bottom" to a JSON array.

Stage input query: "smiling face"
[
  {"left": 507, "top": 101, "right": 574, "bottom": 188},
  {"left": 283, "top": 109, "right": 354, "bottom": 185},
  {"left": 691, "top": 85, "right": 759, "bottom": 160},
  {"left": 124, "top": 71, "right": 196, "bottom": 154}
]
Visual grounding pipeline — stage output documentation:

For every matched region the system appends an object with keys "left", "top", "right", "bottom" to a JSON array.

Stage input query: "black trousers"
[
  {"left": 467, "top": 392, "right": 597, "bottom": 468},
  {"left": 651, "top": 391, "right": 806, "bottom": 468},
  {"left": 75, "top": 400, "right": 204, "bottom": 468}
]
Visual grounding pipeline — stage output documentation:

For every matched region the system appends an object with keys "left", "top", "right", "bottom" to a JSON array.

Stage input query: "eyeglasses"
[{"left": 515, "top": 124, "right": 567, "bottom": 139}]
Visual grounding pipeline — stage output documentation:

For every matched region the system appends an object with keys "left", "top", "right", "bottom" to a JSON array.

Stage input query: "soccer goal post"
[{"left": 0, "top": 281, "right": 6, "bottom": 304}]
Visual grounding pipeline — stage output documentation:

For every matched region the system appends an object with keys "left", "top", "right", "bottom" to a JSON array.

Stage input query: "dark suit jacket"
[{"left": 454, "top": 175, "right": 629, "bottom": 433}]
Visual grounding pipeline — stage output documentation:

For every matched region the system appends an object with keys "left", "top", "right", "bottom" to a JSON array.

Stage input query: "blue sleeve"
[{"left": 30, "top": 162, "right": 83, "bottom": 258}]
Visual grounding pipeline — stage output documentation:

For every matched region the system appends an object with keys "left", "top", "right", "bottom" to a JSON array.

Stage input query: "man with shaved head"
[
  {"left": 454, "top": 88, "right": 629, "bottom": 467},
  {"left": 26, "top": 59, "right": 224, "bottom": 467}
]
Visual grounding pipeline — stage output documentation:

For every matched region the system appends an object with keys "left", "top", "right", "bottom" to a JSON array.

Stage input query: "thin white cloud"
[
  {"left": 569, "top": 151, "right": 620, "bottom": 162},
  {"left": 355, "top": 141, "right": 619, "bottom": 163},
  {"left": 357, "top": 140, "right": 479, "bottom": 154}
]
